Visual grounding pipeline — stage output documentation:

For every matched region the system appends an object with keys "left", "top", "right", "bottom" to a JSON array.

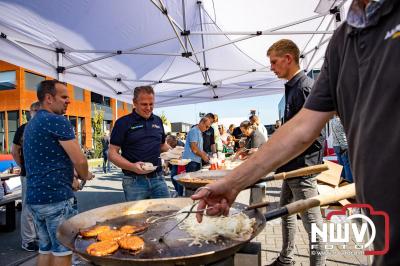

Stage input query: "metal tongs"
[
  {"left": 148, "top": 189, "right": 214, "bottom": 243},
  {"left": 146, "top": 201, "right": 200, "bottom": 224}
]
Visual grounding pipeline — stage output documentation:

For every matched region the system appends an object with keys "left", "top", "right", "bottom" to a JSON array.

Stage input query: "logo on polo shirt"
[
  {"left": 152, "top": 124, "right": 161, "bottom": 129},
  {"left": 130, "top": 125, "right": 144, "bottom": 130},
  {"left": 384, "top": 23, "right": 400, "bottom": 40}
]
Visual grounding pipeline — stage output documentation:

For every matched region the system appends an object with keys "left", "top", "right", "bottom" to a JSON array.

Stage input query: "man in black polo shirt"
[
  {"left": 266, "top": 39, "right": 324, "bottom": 266},
  {"left": 109, "top": 86, "right": 171, "bottom": 201},
  {"left": 231, "top": 126, "right": 243, "bottom": 152},
  {"left": 192, "top": 1, "right": 399, "bottom": 265},
  {"left": 202, "top": 113, "right": 216, "bottom": 157}
]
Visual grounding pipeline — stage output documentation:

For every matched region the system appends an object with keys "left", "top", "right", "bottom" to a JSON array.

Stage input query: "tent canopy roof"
[{"left": 0, "top": 0, "right": 345, "bottom": 107}]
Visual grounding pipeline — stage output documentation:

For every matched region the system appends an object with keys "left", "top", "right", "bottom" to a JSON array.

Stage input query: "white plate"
[
  {"left": 170, "top": 159, "right": 191, "bottom": 166},
  {"left": 161, "top": 152, "right": 181, "bottom": 160},
  {"left": 141, "top": 163, "right": 157, "bottom": 171}
]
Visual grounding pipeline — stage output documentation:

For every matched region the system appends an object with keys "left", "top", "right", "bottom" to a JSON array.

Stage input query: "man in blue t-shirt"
[
  {"left": 182, "top": 117, "right": 211, "bottom": 172},
  {"left": 24, "top": 80, "right": 94, "bottom": 266},
  {"left": 109, "top": 86, "right": 171, "bottom": 201}
]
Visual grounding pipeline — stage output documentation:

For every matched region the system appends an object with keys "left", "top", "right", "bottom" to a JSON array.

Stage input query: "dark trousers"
[
  {"left": 185, "top": 161, "right": 201, "bottom": 173},
  {"left": 170, "top": 165, "right": 184, "bottom": 196},
  {"left": 103, "top": 150, "right": 110, "bottom": 173}
]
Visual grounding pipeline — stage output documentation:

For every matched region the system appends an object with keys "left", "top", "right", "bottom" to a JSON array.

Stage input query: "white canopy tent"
[{"left": 0, "top": 0, "right": 347, "bottom": 107}]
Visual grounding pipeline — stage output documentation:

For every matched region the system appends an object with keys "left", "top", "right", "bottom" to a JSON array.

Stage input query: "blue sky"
[{"left": 154, "top": 93, "right": 284, "bottom": 126}]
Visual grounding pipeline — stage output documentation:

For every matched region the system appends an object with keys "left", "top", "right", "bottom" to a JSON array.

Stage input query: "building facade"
[{"left": 0, "top": 60, "right": 132, "bottom": 153}]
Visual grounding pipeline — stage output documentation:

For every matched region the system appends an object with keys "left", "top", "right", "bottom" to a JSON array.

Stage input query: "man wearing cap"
[{"left": 109, "top": 86, "right": 171, "bottom": 201}]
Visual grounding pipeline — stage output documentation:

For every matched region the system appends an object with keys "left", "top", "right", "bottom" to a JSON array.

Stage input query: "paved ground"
[{"left": 0, "top": 168, "right": 372, "bottom": 265}]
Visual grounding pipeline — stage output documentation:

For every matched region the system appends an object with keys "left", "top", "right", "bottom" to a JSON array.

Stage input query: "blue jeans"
[
  {"left": 122, "top": 173, "right": 170, "bottom": 201},
  {"left": 185, "top": 161, "right": 201, "bottom": 173},
  {"left": 28, "top": 198, "right": 78, "bottom": 256},
  {"left": 170, "top": 165, "right": 184, "bottom": 196},
  {"left": 333, "top": 146, "right": 353, "bottom": 183}
]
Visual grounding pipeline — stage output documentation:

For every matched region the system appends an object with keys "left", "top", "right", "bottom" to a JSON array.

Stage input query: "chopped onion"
[{"left": 176, "top": 205, "right": 256, "bottom": 246}]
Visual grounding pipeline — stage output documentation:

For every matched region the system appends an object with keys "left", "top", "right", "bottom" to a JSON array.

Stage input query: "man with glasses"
[
  {"left": 182, "top": 117, "right": 211, "bottom": 172},
  {"left": 12, "top": 101, "right": 40, "bottom": 252}
]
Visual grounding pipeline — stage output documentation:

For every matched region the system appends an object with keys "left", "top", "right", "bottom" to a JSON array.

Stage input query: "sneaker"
[
  {"left": 22, "top": 241, "right": 39, "bottom": 252},
  {"left": 266, "top": 257, "right": 295, "bottom": 266}
]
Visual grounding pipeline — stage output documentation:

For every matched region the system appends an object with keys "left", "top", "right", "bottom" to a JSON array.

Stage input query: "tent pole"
[
  {"left": 1, "top": 34, "right": 55, "bottom": 69},
  {"left": 63, "top": 54, "right": 119, "bottom": 95},
  {"left": 306, "top": 57, "right": 325, "bottom": 75},
  {"left": 207, "top": 67, "right": 270, "bottom": 73},
  {"left": 149, "top": 0, "right": 209, "bottom": 86},
  {"left": 65, "top": 51, "right": 180, "bottom": 70},
  {"left": 302, "top": 37, "right": 331, "bottom": 57},
  {"left": 69, "top": 36, "right": 176, "bottom": 54},
  {"left": 194, "top": 13, "right": 328, "bottom": 55},
  {"left": 305, "top": 16, "right": 335, "bottom": 71},
  {"left": 197, "top": 1, "right": 216, "bottom": 97},
  {"left": 57, "top": 49, "right": 64, "bottom": 81},
  {"left": 149, "top": 0, "right": 184, "bottom": 31},
  {"left": 155, "top": 0, "right": 188, "bottom": 53},
  {"left": 9, "top": 38, "right": 55, "bottom": 52},
  {"left": 66, "top": 70, "right": 206, "bottom": 86},
  {"left": 182, "top": 0, "right": 188, "bottom": 50},
  {"left": 300, "top": 16, "right": 327, "bottom": 56},
  {"left": 65, "top": 36, "right": 177, "bottom": 70},
  {"left": 189, "top": 30, "right": 334, "bottom": 35}
]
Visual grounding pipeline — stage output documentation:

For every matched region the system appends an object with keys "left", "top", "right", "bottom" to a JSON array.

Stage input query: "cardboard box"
[
  {"left": 316, "top": 161, "right": 355, "bottom": 206},
  {"left": 321, "top": 205, "right": 350, "bottom": 219},
  {"left": 316, "top": 160, "right": 343, "bottom": 187}
]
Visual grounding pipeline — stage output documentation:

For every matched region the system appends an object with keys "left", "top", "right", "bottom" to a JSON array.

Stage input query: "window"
[
  {"left": 73, "top": 86, "right": 84, "bottom": 101},
  {"left": 0, "top": 112, "right": 5, "bottom": 152},
  {"left": 117, "top": 100, "right": 124, "bottom": 110},
  {"left": 77, "top": 117, "right": 85, "bottom": 147},
  {"left": 0, "top": 71, "right": 16, "bottom": 90},
  {"left": 104, "top": 96, "right": 111, "bottom": 107},
  {"left": 7, "top": 111, "right": 19, "bottom": 152},
  {"left": 126, "top": 103, "right": 133, "bottom": 112},
  {"left": 25, "top": 71, "right": 45, "bottom": 91},
  {"left": 68, "top": 116, "right": 77, "bottom": 135},
  {"left": 91, "top": 92, "right": 110, "bottom": 106},
  {"left": 104, "top": 120, "right": 112, "bottom": 131}
]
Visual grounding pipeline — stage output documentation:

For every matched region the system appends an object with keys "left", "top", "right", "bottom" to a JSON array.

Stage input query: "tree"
[
  {"left": 160, "top": 112, "right": 171, "bottom": 127},
  {"left": 92, "top": 107, "right": 104, "bottom": 158},
  {"left": 160, "top": 112, "right": 171, "bottom": 133}
]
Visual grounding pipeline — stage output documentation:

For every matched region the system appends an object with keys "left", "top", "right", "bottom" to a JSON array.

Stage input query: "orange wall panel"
[
  {"left": 0, "top": 60, "right": 129, "bottom": 150},
  {"left": 0, "top": 61, "right": 21, "bottom": 112}
]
